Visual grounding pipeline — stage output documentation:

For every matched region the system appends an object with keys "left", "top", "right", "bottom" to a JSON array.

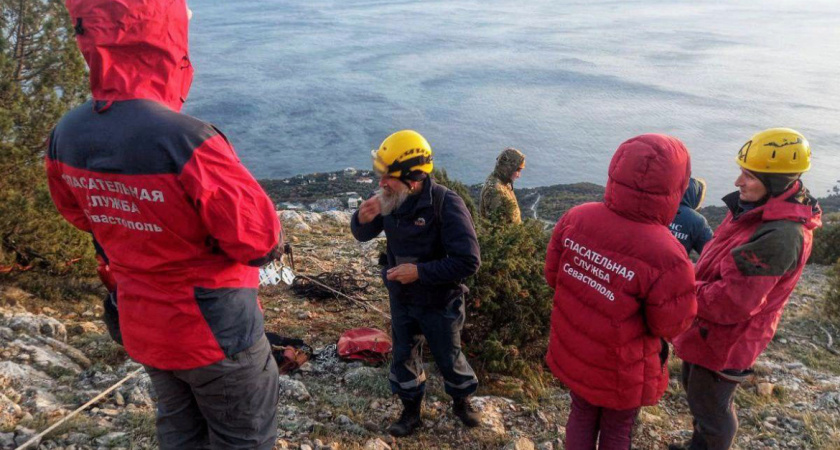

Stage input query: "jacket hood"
[
  {"left": 604, "top": 134, "right": 691, "bottom": 226},
  {"left": 723, "top": 180, "right": 823, "bottom": 230},
  {"left": 492, "top": 148, "right": 525, "bottom": 183},
  {"left": 680, "top": 177, "right": 707, "bottom": 210},
  {"left": 66, "top": 0, "right": 193, "bottom": 112}
]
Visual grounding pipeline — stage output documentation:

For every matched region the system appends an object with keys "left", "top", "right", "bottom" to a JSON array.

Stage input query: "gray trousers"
[
  {"left": 145, "top": 335, "right": 279, "bottom": 450},
  {"left": 681, "top": 362, "right": 739, "bottom": 450},
  {"left": 389, "top": 295, "right": 478, "bottom": 401}
]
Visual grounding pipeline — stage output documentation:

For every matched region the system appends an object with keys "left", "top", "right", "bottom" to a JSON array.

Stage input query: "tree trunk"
[{"left": 12, "top": 0, "right": 26, "bottom": 82}]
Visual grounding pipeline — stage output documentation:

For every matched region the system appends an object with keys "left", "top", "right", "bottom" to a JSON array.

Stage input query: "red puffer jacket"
[
  {"left": 674, "top": 182, "right": 821, "bottom": 371},
  {"left": 46, "top": 0, "right": 281, "bottom": 370},
  {"left": 545, "top": 134, "right": 697, "bottom": 410}
]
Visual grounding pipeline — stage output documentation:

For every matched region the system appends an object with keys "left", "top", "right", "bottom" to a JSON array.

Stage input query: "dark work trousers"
[
  {"left": 145, "top": 335, "right": 280, "bottom": 450},
  {"left": 681, "top": 361, "right": 740, "bottom": 450},
  {"left": 388, "top": 294, "right": 478, "bottom": 401},
  {"left": 565, "top": 391, "right": 639, "bottom": 450}
]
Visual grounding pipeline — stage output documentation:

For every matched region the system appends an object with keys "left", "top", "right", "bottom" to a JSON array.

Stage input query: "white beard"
[{"left": 377, "top": 187, "right": 410, "bottom": 216}]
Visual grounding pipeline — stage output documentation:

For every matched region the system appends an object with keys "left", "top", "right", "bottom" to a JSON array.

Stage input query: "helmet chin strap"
[{"left": 402, "top": 179, "right": 422, "bottom": 193}]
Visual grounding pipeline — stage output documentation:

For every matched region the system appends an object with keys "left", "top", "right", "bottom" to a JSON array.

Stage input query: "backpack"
[
  {"left": 266, "top": 332, "right": 313, "bottom": 374},
  {"left": 337, "top": 327, "right": 392, "bottom": 364}
]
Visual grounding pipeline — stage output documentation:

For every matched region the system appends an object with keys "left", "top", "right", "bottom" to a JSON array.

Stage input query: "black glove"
[{"left": 102, "top": 291, "right": 123, "bottom": 345}]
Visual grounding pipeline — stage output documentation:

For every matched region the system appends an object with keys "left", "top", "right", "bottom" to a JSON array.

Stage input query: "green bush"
[
  {"left": 824, "top": 261, "right": 840, "bottom": 323},
  {"left": 810, "top": 221, "right": 840, "bottom": 265},
  {"left": 464, "top": 220, "right": 553, "bottom": 373},
  {"left": 1, "top": 0, "right": 96, "bottom": 291},
  {"left": 432, "top": 168, "right": 477, "bottom": 218},
  {"left": 434, "top": 168, "right": 554, "bottom": 385}
]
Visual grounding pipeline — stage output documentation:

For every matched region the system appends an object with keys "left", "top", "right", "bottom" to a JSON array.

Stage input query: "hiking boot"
[
  {"left": 453, "top": 396, "right": 481, "bottom": 428},
  {"left": 388, "top": 397, "right": 422, "bottom": 437},
  {"left": 667, "top": 443, "right": 690, "bottom": 450}
]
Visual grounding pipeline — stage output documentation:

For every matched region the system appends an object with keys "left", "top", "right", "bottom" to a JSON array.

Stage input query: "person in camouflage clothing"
[{"left": 479, "top": 148, "right": 526, "bottom": 224}]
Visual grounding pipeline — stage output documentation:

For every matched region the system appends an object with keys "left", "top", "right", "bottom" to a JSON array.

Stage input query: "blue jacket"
[
  {"left": 669, "top": 178, "right": 714, "bottom": 255},
  {"left": 350, "top": 178, "right": 480, "bottom": 307}
]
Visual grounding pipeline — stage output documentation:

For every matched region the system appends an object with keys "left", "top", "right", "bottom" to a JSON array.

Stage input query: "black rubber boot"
[
  {"left": 453, "top": 396, "right": 481, "bottom": 428},
  {"left": 388, "top": 397, "right": 422, "bottom": 437}
]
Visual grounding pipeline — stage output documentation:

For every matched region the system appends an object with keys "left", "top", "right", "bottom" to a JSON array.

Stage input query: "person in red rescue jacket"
[
  {"left": 45, "top": 1, "right": 282, "bottom": 448},
  {"left": 671, "top": 128, "right": 822, "bottom": 450},
  {"left": 545, "top": 134, "right": 698, "bottom": 450}
]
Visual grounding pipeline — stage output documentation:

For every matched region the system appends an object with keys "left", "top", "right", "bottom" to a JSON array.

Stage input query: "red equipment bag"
[{"left": 337, "top": 328, "right": 392, "bottom": 364}]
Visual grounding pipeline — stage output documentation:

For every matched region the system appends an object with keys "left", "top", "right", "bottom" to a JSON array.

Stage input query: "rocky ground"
[{"left": 1, "top": 213, "right": 839, "bottom": 450}]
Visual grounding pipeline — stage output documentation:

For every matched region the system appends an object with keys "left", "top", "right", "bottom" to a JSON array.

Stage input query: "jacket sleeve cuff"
[
  {"left": 417, "top": 263, "right": 433, "bottom": 284},
  {"left": 350, "top": 211, "right": 382, "bottom": 242}
]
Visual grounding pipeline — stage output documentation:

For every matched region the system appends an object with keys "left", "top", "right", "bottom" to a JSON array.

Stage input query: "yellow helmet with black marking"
[
  {"left": 736, "top": 128, "right": 811, "bottom": 174},
  {"left": 371, "top": 130, "right": 434, "bottom": 181}
]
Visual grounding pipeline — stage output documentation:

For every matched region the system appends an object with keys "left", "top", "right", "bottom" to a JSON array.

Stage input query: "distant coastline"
[{"left": 259, "top": 169, "right": 840, "bottom": 228}]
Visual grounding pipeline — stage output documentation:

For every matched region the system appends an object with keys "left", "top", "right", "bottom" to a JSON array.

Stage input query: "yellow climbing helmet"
[
  {"left": 736, "top": 128, "right": 811, "bottom": 174},
  {"left": 371, "top": 130, "right": 434, "bottom": 180}
]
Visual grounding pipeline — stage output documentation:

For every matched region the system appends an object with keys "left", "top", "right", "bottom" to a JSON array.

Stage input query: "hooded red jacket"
[
  {"left": 45, "top": 0, "right": 281, "bottom": 370},
  {"left": 674, "top": 182, "right": 821, "bottom": 371},
  {"left": 545, "top": 134, "right": 697, "bottom": 410}
]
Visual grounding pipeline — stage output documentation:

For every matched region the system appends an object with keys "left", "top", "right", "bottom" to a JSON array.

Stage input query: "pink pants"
[{"left": 565, "top": 391, "right": 640, "bottom": 450}]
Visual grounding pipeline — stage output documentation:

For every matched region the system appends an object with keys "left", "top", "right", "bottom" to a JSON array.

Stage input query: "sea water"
[{"left": 185, "top": 0, "right": 840, "bottom": 203}]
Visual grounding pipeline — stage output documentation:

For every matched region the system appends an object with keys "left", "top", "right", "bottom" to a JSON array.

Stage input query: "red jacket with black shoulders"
[{"left": 46, "top": 0, "right": 281, "bottom": 370}]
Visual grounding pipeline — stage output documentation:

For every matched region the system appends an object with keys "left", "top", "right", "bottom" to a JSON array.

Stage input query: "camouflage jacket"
[{"left": 479, "top": 148, "right": 524, "bottom": 224}]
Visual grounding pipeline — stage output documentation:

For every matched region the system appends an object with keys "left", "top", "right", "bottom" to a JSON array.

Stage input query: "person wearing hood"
[
  {"left": 669, "top": 178, "right": 714, "bottom": 256},
  {"left": 45, "top": 1, "right": 282, "bottom": 448},
  {"left": 671, "top": 128, "right": 822, "bottom": 450},
  {"left": 479, "top": 147, "right": 526, "bottom": 224},
  {"left": 544, "top": 134, "right": 697, "bottom": 449}
]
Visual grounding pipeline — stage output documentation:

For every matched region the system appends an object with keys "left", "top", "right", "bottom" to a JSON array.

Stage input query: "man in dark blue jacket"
[
  {"left": 351, "top": 130, "right": 481, "bottom": 437},
  {"left": 669, "top": 177, "right": 714, "bottom": 256}
]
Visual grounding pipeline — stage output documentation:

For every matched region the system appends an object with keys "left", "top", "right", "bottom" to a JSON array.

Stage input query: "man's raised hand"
[{"left": 358, "top": 196, "right": 382, "bottom": 224}]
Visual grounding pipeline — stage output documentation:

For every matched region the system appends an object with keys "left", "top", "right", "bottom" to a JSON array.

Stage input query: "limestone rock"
[
  {"left": 278, "top": 375, "right": 311, "bottom": 401},
  {"left": 504, "top": 437, "right": 535, "bottom": 450},
  {"left": 66, "top": 432, "right": 92, "bottom": 444},
  {"left": 471, "top": 396, "right": 511, "bottom": 435},
  {"left": 0, "top": 432, "right": 14, "bottom": 449},
  {"left": 335, "top": 414, "right": 354, "bottom": 426},
  {"left": 757, "top": 382, "right": 774, "bottom": 397},
  {"left": 817, "top": 391, "right": 840, "bottom": 410},
  {"left": 280, "top": 211, "right": 304, "bottom": 224},
  {"left": 69, "top": 322, "right": 100, "bottom": 335},
  {"left": 343, "top": 366, "right": 381, "bottom": 388},
  {"left": 13, "top": 426, "right": 37, "bottom": 448},
  {"left": 0, "top": 393, "right": 22, "bottom": 428},
  {"left": 363, "top": 438, "right": 391, "bottom": 450},
  {"left": 6, "top": 313, "right": 66, "bottom": 340},
  {"left": 300, "top": 212, "right": 322, "bottom": 224},
  {"left": 321, "top": 211, "right": 351, "bottom": 226},
  {"left": 293, "top": 222, "right": 312, "bottom": 232},
  {"left": 36, "top": 335, "right": 92, "bottom": 368},
  {"left": 126, "top": 385, "right": 154, "bottom": 407},
  {"left": 0, "top": 326, "right": 14, "bottom": 342},
  {"left": 96, "top": 431, "right": 128, "bottom": 446},
  {"left": 23, "top": 389, "right": 63, "bottom": 415},
  {"left": 0, "top": 361, "right": 53, "bottom": 388},
  {"left": 114, "top": 391, "right": 125, "bottom": 407}
]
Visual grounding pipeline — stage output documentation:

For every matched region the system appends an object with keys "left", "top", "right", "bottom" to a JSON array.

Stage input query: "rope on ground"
[
  {"left": 290, "top": 271, "right": 370, "bottom": 300},
  {"left": 818, "top": 325, "right": 839, "bottom": 355},
  {"left": 293, "top": 273, "right": 391, "bottom": 321},
  {"left": 15, "top": 367, "right": 144, "bottom": 450}
]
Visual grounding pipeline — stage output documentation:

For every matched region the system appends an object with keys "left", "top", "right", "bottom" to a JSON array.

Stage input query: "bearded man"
[{"left": 350, "top": 130, "right": 482, "bottom": 437}]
